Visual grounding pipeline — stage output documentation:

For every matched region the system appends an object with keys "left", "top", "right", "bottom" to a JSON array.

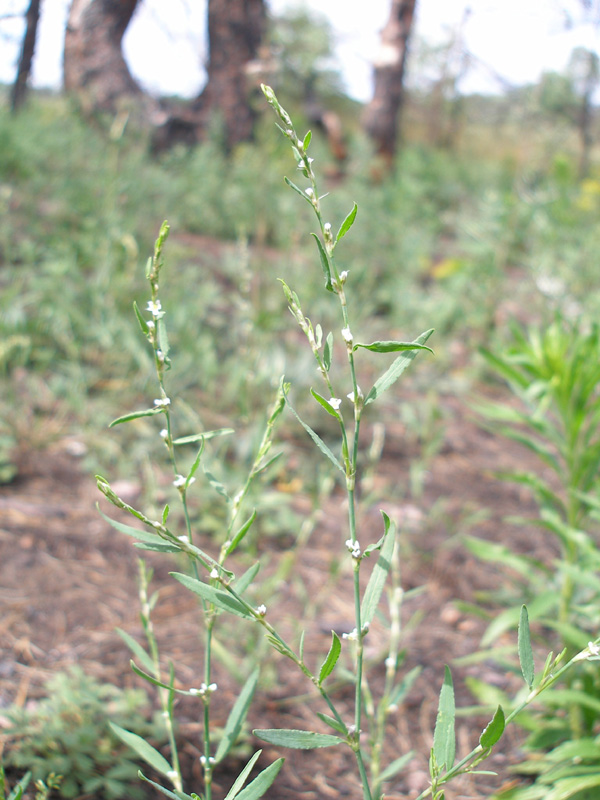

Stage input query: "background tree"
[
  {"left": 10, "top": 0, "right": 41, "bottom": 113},
  {"left": 63, "top": 0, "right": 266, "bottom": 150},
  {"left": 362, "top": 0, "right": 417, "bottom": 164},
  {"left": 63, "top": 0, "right": 145, "bottom": 118}
]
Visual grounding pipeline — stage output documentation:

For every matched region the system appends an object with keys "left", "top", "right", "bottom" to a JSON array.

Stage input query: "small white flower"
[
  {"left": 156, "top": 349, "right": 165, "bottom": 363},
  {"left": 154, "top": 397, "right": 171, "bottom": 407},
  {"left": 328, "top": 397, "right": 342, "bottom": 411},
  {"left": 159, "top": 429, "right": 168, "bottom": 439},
  {"left": 146, "top": 299, "right": 162, "bottom": 317},
  {"left": 305, "top": 187, "right": 315, "bottom": 197},
  {"left": 339, "top": 270, "right": 349, "bottom": 283},
  {"left": 347, "top": 387, "right": 363, "bottom": 404},
  {"left": 324, "top": 222, "right": 332, "bottom": 236},
  {"left": 257, "top": 604, "right": 267, "bottom": 616},
  {"left": 167, "top": 770, "right": 179, "bottom": 782},
  {"left": 178, "top": 535, "right": 188, "bottom": 543},
  {"left": 210, "top": 568, "right": 219, "bottom": 579},
  {"left": 385, "top": 656, "right": 395, "bottom": 669},
  {"left": 147, "top": 320, "right": 155, "bottom": 331},
  {"left": 173, "top": 474, "right": 186, "bottom": 488},
  {"left": 200, "top": 756, "right": 216, "bottom": 766},
  {"left": 189, "top": 687, "right": 201, "bottom": 696},
  {"left": 343, "top": 628, "right": 358, "bottom": 641},
  {"left": 588, "top": 641, "right": 600, "bottom": 656},
  {"left": 297, "top": 139, "right": 304, "bottom": 149},
  {"left": 345, "top": 538, "right": 361, "bottom": 558},
  {"left": 341, "top": 327, "right": 353, "bottom": 343}
]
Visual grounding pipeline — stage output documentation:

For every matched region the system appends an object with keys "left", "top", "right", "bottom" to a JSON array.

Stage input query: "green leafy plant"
[
  {"left": 94, "top": 88, "right": 595, "bottom": 800},
  {"left": 3, "top": 667, "right": 157, "bottom": 800},
  {"left": 469, "top": 316, "right": 600, "bottom": 799}
]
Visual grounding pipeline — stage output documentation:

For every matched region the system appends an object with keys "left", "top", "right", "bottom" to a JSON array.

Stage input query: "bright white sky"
[{"left": 1, "top": 0, "right": 599, "bottom": 101}]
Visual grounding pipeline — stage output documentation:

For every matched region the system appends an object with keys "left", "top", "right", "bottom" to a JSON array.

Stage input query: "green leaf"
[
  {"left": 543, "top": 775, "right": 600, "bottom": 800},
  {"left": 128, "top": 660, "right": 192, "bottom": 695},
  {"left": 310, "top": 233, "right": 333, "bottom": 291},
  {"left": 377, "top": 752, "right": 414, "bottom": 783},
  {"left": 353, "top": 340, "right": 433, "bottom": 355},
  {"left": 303, "top": 130, "right": 312, "bottom": 150},
  {"left": 109, "top": 723, "right": 172, "bottom": 776},
  {"left": 318, "top": 631, "right": 342, "bottom": 684},
  {"left": 253, "top": 729, "right": 342, "bottom": 749},
  {"left": 233, "top": 758, "right": 285, "bottom": 800},
  {"left": 172, "top": 428, "right": 234, "bottom": 445},
  {"left": 133, "top": 301, "right": 149, "bottom": 335},
  {"left": 134, "top": 542, "right": 182, "bottom": 553},
  {"left": 235, "top": 562, "right": 260, "bottom": 596},
  {"left": 5, "top": 771, "right": 30, "bottom": 800},
  {"left": 223, "top": 751, "right": 262, "bottom": 800},
  {"left": 323, "top": 332, "right": 333, "bottom": 371},
  {"left": 388, "top": 666, "right": 421, "bottom": 707},
  {"left": 226, "top": 511, "right": 257, "bottom": 556},
  {"left": 336, "top": 203, "right": 357, "bottom": 243},
  {"left": 97, "top": 506, "right": 161, "bottom": 543},
  {"left": 215, "top": 668, "right": 259, "bottom": 763},
  {"left": 171, "top": 573, "right": 254, "bottom": 619},
  {"left": 479, "top": 705, "right": 505, "bottom": 749},
  {"left": 316, "top": 713, "right": 347, "bottom": 735},
  {"left": 204, "top": 468, "right": 230, "bottom": 500},
  {"left": 432, "top": 666, "right": 455, "bottom": 772},
  {"left": 311, "top": 389, "right": 341, "bottom": 419},
  {"left": 365, "top": 329, "right": 434, "bottom": 406},
  {"left": 109, "top": 407, "right": 164, "bottom": 427},
  {"left": 518, "top": 605, "right": 535, "bottom": 689},
  {"left": 361, "top": 512, "right": 395, "bottom": 627},
  {"left": 284, "top": 176, "right": 312, "bottom": 203},
  {"left": 283, "top": 391, "right": 344, "bottom": 473},
  {"left": 138, "top": 772, "right": 195, "bottom": 800},
  {"left": 115, "top": 628, "right": 155, "bottom": 674}
]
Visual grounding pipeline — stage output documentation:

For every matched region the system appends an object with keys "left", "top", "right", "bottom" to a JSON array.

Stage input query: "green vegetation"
[
  {"left": 2, "top": 668, "right": 158, "bottom": 799},
  {"left": 2, "top": 53, "right": 600, "bottom": 800}
]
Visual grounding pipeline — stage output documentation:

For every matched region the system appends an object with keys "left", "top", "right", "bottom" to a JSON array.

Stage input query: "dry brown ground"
[{"left": 0, "top": 389, "right": 553, "bottom": 800}]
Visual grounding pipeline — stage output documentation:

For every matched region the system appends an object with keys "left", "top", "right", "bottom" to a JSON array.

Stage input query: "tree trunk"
[
  {"left": 152, "top": 0, "right": 266, "bottom": 152},
  {"left": 10, "top": 0, "right": 42, "bottom": 113},
  {"left": 63, "top": 0, "right": 145, "bottom": 117},
  {"left": 362, "top": 0, "right": 417, "bottom": 163}
]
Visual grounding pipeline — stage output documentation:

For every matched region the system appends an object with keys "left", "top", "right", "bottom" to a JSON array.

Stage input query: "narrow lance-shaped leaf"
[
  {"left": 311, "top": 232, "right": 334, "bottom": 291},
  {"left": 479, "top": 705, "right": 505, "bottom": 749},
  {"left": 303, "top": 130, "right": 312, "bottom": 150},
  {"left": 311, "top": 389, "right": 341, "bottom": 419},
  {"left": 377, "top": 752, "right": 415, "bottom": 784},
  {"left": 157, "top": 317, "right": 170, "bottom": 358},
  {"left": 365, "top": 329, "right": 435, "bottom": 406},
  {"left": 115, "top": 628, "right": 155, "bottom": 674},
  {"left": 215, "top": 668, "right": 259, "bottom": 763},
  {"left": 133, "top": 300, "right": 149, "bottom": 335},
  {"left": 233, "top": 758, "right": 285, "bottom": 800},
  {"left": 186, "top": 438, "right": 205, "bottom": 487},
  {"left": 138, "top": 772, "right": 195, "bottom": 800},
  {"left": 283, "top": 391, "right": 344, "bottom": 473},
  {"left": 171, "top": 572, "right": 254, "bottom": 619},
  {"left": 361, "top": 512, "right": 395, "bottom": 627},
  {"left": 284, "top": 176, "right": 313, "bottom": 204},
  {"left": 96, "top": 505, "right": 161, "bottom": 544},
  {"left": 172, "top": 428, "right": 234, "bottom": 445},
  {"left": 316, "top": 713, "right": 347, "bottom": 735},
  {"left": 432, "top": 665, "right": 456, "bottom": 772},
  {"left": 254, "top": 729, "right": 342, "bottom": 749},
  {"left": 318, "top": 631, "right": 342, "bottom": 684},
  {"left": 234, "top": 562, "right": 261, "bottom": 597},
  {"left": 223, "top": 751, "right": 262, "bottom": 800},
  {"left": 518, "top": 605, "right": 535, "bottom": 689},
  {"left": 336, "top": 202, "right": 358, "bottom": 243},
  {"left": 109, "top": 723, "right": 172, "bottom": 776},
  {"left": 226, "top": 510, "right": 257, "bottom": 556},
  {"left": 323, "top": 332, "right": 333, "bottom": 371},
  {"left": 109, "top": 407, "right": 164, "bottom": 427},
  {"left": 354, "top": 340, "right": 434, "bottom": 355}
]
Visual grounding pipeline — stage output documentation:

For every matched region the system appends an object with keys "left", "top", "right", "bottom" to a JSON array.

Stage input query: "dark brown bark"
[
  {"left": 362, "top": 0, "right": 417, "bottom": 163},
  {"left": 10, "top": 0, "right": 42, "bottom": 113},
  {"left": 63, "top": 0, "right": 145, "bottom": 117},
  {"left": 153, "top": 0, "right": 266, "bottom": 152}
]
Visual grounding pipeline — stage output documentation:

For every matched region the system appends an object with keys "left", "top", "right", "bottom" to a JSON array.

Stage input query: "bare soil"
[{"left": 0, "top": 389, "right": 552, "bottom": 800}]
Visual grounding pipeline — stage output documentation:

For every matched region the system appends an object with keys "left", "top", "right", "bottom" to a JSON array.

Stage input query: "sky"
[{"left": 1, "top": 0, "right": 599, "bottom": 102}]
